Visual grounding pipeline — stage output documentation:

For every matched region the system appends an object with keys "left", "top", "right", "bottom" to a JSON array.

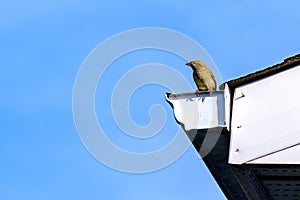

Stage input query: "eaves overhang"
[{"left": 166, "top": 53, "right": 300, "bottom": 200}]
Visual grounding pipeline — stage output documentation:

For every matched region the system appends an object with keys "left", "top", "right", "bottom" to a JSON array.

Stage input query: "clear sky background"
[{"left": 1, "top": 1, "right": 300, "bottom": 200}]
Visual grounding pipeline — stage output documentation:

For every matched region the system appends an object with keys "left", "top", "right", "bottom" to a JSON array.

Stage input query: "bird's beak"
[{"left": 185, "top": 62, "right": 191, "bottom": 67}]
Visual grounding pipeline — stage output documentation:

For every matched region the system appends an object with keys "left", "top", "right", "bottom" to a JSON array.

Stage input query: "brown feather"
[{"left": 187, "top": 60, "right": 216, "bottom": 93}]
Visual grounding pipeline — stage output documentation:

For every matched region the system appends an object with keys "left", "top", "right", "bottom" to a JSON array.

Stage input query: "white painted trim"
[
  {"left": 224, "top": 84, "right": 231, "bottom": 131},
  {"left": 166, "top": 92, "right": 226, "bottom": 131},
  {"left": 229, "top": 65, "right": 300, "bottom": 164},
  {"left": 247, "top": 143, "right": 300, "bottom": 164}
]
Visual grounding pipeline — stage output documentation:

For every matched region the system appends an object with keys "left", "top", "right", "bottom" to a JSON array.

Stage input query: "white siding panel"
[{"left": 229, "top": 65, "right": 300, "bottom": 164}]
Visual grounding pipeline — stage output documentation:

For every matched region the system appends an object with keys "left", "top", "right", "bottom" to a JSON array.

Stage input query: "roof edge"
[{"left": 222, "top": 53, "right": 300, "bottom": 89}]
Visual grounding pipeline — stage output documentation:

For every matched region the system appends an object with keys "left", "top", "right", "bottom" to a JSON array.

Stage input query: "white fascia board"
[
  {"left": 224, "top": 84, "right": 231, "bottom": 131},
  {"left": 166, "top": 92, "right": 226, "bottom": 131},
  {"left": 247, "top": 143, "right": 300, "bottom": 164},
  {"left": 229, "top": 64, "right": 300, "bottom": 164}
]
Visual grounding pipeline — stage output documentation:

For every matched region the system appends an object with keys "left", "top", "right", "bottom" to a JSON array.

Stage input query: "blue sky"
[{"left": 1, "top": 1, "right": 300, "bottom": 199}]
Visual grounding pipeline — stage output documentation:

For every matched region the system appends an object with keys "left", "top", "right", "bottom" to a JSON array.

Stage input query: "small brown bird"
[{"left": 186, "top": 60, "right": 216, "bottom": 95}]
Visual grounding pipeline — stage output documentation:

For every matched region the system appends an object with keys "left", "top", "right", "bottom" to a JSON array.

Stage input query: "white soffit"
[
  {"left": 229, "top": 64, "right": 300, "bottom": 164},
  {"left": 165, "top": 92, "right": 225, "bottom": 131}
]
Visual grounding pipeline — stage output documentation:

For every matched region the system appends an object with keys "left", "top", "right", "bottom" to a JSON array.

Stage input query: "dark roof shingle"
[{"left": 224, "top": 54, "right": 300, "bottom": 89}]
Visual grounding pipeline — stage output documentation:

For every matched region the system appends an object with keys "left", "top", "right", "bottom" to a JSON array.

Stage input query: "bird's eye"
[{"left": 191, "top": 61, "right": 195, "bottom": 65}]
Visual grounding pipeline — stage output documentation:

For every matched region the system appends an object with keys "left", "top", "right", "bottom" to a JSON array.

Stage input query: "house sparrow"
[{"left": 186, "top": 60, "right": 216, "bottom": 95}]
